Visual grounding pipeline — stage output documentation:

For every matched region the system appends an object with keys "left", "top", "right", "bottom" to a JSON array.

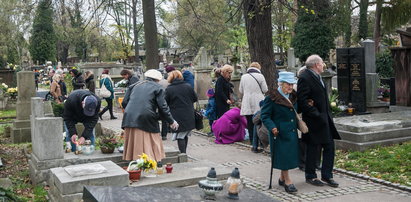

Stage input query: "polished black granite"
[{"left": 83, "top": 185, "right": 278, "bottom": 202}]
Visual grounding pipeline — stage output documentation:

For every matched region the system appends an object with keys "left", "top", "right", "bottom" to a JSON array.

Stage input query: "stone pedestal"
[
  {"left": 11, "top": 71, "right": 36, "bottom": 143},
  {"left": 362, "top": 39, "right": 377, "bottom": 74}
]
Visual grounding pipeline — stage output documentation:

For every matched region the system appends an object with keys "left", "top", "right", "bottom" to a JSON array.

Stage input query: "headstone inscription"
[{"left": 336, "top": 47, "right": 367, "bottom": 112}]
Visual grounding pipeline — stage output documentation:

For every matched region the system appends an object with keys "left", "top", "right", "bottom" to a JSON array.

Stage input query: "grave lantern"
[
  {"left": 224, "top": 167, "right": 243, "bottom": 200},
  {"left": 198, "top": 167, "right": 223, "bottom": 200}
]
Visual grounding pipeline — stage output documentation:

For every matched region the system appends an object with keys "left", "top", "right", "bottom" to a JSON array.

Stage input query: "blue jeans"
[{"left": 64, "top": 122, "right": 95, "bottom": 152}]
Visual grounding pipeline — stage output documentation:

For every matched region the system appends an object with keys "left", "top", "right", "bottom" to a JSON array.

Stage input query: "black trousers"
[
  {"left": 161, "top": 120, "right": 168, "bottom": 138},
  {"left": 299, "top": 139, "right": 321, "bottom": 169},
  {"left": 100, "top": 98, "right": 114, "bottom": 117},
  {"left": 245, "top": 115, "right": 254, "bottom": 145},
  {"left": 305, "top": 140, "right": 335, "bottom": 180}
]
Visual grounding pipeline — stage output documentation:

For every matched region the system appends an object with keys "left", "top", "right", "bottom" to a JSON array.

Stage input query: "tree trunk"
[
  {"left": 244, "top": 0, "right": 277, "bottom": 89},
  {"left": 132, "top": 0, "right": 140, "bottom": 65},
  {"left": 373, "top": 0, "right": 382, "bottom": 52},
  {"left": 358, "top": 0, "right": 369, "bottom": 41},
  {"left": 142, "top": 0, "right": 159, "bottom": 69}
]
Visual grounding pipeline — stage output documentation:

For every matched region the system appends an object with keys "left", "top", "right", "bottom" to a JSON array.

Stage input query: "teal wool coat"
[
  {"left": 100, "top": 76, "right": 114, "bottom": 99},
  {"left": 261, "top": 89, "right": 299, "bottom": 170}
]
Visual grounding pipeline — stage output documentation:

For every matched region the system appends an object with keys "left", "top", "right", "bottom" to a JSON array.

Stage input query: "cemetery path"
[{"left": 100, "top": 111, "right": 411, "bottom": 201}]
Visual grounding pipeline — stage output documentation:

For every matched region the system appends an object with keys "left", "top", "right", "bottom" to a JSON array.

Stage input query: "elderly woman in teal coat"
[{"left": 261, "top": 71, "right": 299, "bottom": 193}]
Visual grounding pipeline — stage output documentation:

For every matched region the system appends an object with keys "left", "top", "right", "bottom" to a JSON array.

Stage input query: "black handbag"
[{"left": 194, "top": 102, "right": 203, "bottom": 130}]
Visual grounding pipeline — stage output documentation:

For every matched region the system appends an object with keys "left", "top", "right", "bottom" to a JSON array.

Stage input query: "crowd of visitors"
[{"left": 49, "top": 54, "right": 340, "bottom": 194}]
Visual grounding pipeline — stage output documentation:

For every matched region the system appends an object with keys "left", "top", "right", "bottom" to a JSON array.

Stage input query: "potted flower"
[
  {"left": 97, "top": 135, "right": 120, "bottom": 154},
  {"left": 126, "top": 153, "right": 157, "bottom": 181},
  {"left": 378, "top": 86, "right": 390, "bottom": 102}
]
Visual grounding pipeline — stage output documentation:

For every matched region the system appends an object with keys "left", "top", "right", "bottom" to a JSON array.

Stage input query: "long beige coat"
[{"left": 239, "top": 68, "right": 268, "bottom": 115}]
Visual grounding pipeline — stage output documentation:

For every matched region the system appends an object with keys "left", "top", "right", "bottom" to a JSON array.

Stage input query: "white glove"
[{"left": 170, "top": 121, "right": 179, "bottom": 131}]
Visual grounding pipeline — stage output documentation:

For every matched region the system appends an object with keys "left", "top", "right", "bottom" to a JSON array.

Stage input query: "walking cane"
[
  {"left": 269, "top": 156, "right": 274, "bottom": 189},
  {"left": 268, "top": 136, "right": 276, "bottom": 189}
]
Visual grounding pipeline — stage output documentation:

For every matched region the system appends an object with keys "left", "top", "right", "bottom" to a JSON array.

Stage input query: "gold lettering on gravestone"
[
  {"left": 352, "top": 79, "right": 360, "bottom": 91},
  {"left": 338, "top": 63, "right": 347, "bottom": 70},
  {"left": 351, "top": 64, "right": 361, "bottom": 77}
]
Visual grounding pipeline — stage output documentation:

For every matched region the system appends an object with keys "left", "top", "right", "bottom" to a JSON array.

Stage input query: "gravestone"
[
  {"left": 336, "top": 47, "right": 367, "bottom": 112},
  {"left": 287, "top": 48, "right": 296, "bottom": 73},
  {"left": 30, "top": 98, "right": 64, "bottom": 161},
  {"left": 362, "top": 40, "right": 389, "bottom": 113},
  {"left": 11, "top": 71, "right": 36, "bottom": 143},
  {"left": 193, "top": 47, "right": 213, "bottom": 100},
  {"left": 334, "top": 111, "right": 411, "bottom": 151}
]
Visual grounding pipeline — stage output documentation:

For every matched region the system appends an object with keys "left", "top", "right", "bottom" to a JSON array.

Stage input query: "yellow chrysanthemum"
[
  {"left": 140, "top": 153, "right": 148, "bottom": 160},
  {"left": 301, "top": 6, "right": 304, "bottom": 8},
  {"left": 311, "top": 10, "right": 315, "bottom": 14}
]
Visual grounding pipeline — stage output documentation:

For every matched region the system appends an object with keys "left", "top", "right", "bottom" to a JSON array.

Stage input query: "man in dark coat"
[
  {"left": 63, "top": 89, "right": 101, "bottom": 152},
  {"left": 120, "top": 69, "right": 139, "bottom": 88},
  {"left": 297, "top": 54, "right": 341, "bottom": 188}
]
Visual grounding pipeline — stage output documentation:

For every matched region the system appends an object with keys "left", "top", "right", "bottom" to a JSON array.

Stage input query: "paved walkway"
[{"left": 99, "top": 111, "right": 411, "bottom": 201}]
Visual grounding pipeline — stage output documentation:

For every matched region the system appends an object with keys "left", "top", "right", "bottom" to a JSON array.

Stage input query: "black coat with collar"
[
  {"left": 296, "top": 69, "right": 341, "bottom": 144},
  {"left": 63, "top": 90, "right": 101, "bottom": 139},
  {"left": 165, "top": 79, "right": 198, "bottom": 132}
]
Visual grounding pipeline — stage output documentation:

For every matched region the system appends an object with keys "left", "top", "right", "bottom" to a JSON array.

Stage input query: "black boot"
[{"left": 108, "top": 106, "right": 117, "bottom": 119}]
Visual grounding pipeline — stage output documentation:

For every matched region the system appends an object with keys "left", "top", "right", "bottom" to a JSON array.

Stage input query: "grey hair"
[
  {"left": 278, "top": 81, "right": 284, "bottom": 86},
  {"left": 305, "top": 55, "right": 323, "bottom": 69}
]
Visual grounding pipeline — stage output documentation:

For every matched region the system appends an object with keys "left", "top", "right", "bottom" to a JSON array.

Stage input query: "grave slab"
[
  {"left": 83, "top": 186, "right": 278, "bottom": 202},
  {"left": 130, "top": 160, "right": 231, "bottom": 187},
  {"left": 49, "top": 161, "right": 128, "bottom": 202},
  {"left": 334, "top": 111, "right": 411, "bottom": 151},
  {"left": 30, "top": 145, "right": 184, "bottom": 185}
]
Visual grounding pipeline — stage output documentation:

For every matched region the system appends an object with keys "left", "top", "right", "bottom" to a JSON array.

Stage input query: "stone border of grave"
[{"left": 191, "top": 130, "right": 411, "bottom": 193}]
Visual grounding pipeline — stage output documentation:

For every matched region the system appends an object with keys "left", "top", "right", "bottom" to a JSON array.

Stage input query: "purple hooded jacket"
[{"left": 212, "top": 108, "right": 247, "bottom": 144}]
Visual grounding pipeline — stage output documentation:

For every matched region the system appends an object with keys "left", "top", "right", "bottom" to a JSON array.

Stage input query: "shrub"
[
  {"left": 52, "top": 102, "right": 64, "bottom": 117},
  {"left": 376, "top": 50, "right": 394, "bottom": 78}
]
